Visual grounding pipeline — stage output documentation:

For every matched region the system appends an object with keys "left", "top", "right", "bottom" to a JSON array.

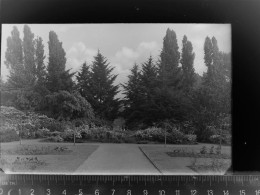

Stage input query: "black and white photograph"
[{"left": 0, "top": 23, "right": 231, "bottom": 175}]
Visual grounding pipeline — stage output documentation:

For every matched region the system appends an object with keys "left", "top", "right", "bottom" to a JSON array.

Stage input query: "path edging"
[{"left": 138, "top": 146, "right": 163, "bottom": 175}]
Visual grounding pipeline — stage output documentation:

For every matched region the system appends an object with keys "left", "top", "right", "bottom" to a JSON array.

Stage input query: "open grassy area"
[
  {"left": 140, "top": 144, "right": 231, "bottom": 175},
  {"left": 0, "top": 140, "right": 99, "bottom": 173}
]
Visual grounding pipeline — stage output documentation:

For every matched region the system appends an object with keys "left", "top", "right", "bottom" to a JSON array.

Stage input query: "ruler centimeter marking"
[{"left": 1, "top": 175, "right": 260, "bottom": 195}]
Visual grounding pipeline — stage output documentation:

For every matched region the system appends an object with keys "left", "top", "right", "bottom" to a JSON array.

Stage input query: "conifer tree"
[
  {"left": 122, "top": 63, "right": 143, "bottom": 127},
  {"left": 141, "top": 56, "right": 157, "bottom": 91},
  {"left": 76, "top": 62, "right": 91, "bottom": 98},
  {"left": 139, "top": 56, "right": 160, "bottom": 126},
  {"left": 140, "top": 55, "right": 158, "bottom": 99},
  {"left": 180, "top": 35, "right": 195, "bottom": 90},
  {"left": 87, "top": 51, "right": 120, "bottom": 120},
  {"left": 122, "top": 63, "right": 142, "bottom": 106}
]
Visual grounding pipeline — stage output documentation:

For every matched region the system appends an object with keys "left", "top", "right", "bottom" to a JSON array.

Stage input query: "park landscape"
[{"left": 0, "top": 24, "right": 231, "bottom": 175}]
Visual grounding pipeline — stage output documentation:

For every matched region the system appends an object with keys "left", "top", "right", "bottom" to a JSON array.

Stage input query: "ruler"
[{"left": 1, "top": 174, "right": 260, "bottom": 195}]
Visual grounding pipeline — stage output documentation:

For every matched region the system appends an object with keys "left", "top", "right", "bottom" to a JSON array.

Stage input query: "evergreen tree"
[
  {"left": 23, "top": 25, "right": 36, "bottom": 85},
  {"left": 76, "top": 62, "right": 91, "bottom": 98},
  {"left": 46, "top": 31, "right": 74, "bottom": 92},
  {"left": 5, "top": 26, "right": 26, "bottom": 89},
  {"left": 35, "top": 36, "right": 46, "bottom": 85},
  {"left": 87, "top": 51, "right": 120, "bottom": 120},
  {"left": 140, "top": 56, "right": 158, "bottom": 98},
  {"left": 180, "top": 35, "right": 195, "bottom": 90},
  {"left": 139, "top": 56, "right": 160, "bottom": 126},
  {"left": 122, "top": 63, "right": 143, "bottom": 128},
  {"left": 158, "top": 28, "right": 181, "bottom": 89}
]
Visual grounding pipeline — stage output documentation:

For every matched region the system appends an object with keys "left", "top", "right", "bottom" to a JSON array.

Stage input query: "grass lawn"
[
  {"left": 0, "top": 140, "right": 99, "bottom": 174},
  {"left": 140, "top": 144, "right": 231, "bottom": 175}
]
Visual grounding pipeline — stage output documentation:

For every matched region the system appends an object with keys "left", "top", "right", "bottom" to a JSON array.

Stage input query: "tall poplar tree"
[
  {"left": 201, "top": 36, "right": 231, "bottom": 114},
  {"left": 203, "top": 36, "right": 214, "bottom": 85},
  {"left": 158, "top": 28, "right": 181, "bottom": 89},
  {"left": 180, "top": 35, "right": 195, "bottom": 90},
  {"left": 23, "top": 25, "right": 36, "bottom": 85},
  {"left": 5, "top": 26, "right": 26, "bottom": 88},
  {"left": 35, "top": 36, "right": 46, "bottom": 85},
  {"left": 46, "top": 31, "right": 74, "bottom": 92}
]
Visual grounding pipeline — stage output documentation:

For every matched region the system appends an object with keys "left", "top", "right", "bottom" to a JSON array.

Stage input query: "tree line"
[{"left": 1, "top": 25, "right": 231, "bottom": 142}]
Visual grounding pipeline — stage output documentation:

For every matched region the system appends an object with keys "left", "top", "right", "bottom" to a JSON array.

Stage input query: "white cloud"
[
  {"left": 138, "top": 41, "right": 158, "bottom": 51},
  {"left": 112, "top": 41, "right": 160, "bottom": 72},
  {"left": 66, "top": 42, "right": 97, "bottom": 72}
]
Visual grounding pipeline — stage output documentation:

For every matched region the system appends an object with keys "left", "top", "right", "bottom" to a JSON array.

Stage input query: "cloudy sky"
[{"left": 1, "top": 24, "right": 231, "bottom": 96}]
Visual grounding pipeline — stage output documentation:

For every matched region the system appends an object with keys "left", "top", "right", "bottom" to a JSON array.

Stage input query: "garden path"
[{"left": 74, "top": 144, "right": 161, "bottom": 175}]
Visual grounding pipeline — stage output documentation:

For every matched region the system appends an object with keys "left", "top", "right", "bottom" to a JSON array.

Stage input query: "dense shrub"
[
  {"left": 44, "top": 135, "right": 64, "bottom": 142},
  {"left": 167, "top": 129, "right": 186, "bottom": 144},
  {"left": 113, "top": 117, "right": 125, "bottom": 130},
  {"left": 0, "top": 106, "right": 26, "bottom": 123},
  {"left": 14, "top": 90, "right": 42, "bottom": 111},
  {"left": 134, "top": 127, "right": 164, "bottom": 142},
  {"left": 180, "top": 121, "right": 197, "bottom": 135},
  {"left": 35, "top": 128, "right": 51, "bottom": 138},
  {"left": 133, "top": 127, "right": 196, "bottom": 144},
  {"left": 184, "top": 134, "right": 197, "bottom": 144},
  {"left": 209, "top": 134, "right": 231, "bottom": 145},
  {"left": 0, "top": 106, "right": 67, "bottom": 141},
  {"left": 0, "top": 127, "right": 19, "bottom": 142},
  {"left": 44, "top": 90, "right": 94, "bottom": 121},
  {"left": 61, "top": 128, "right": 82, "bottom": 142}
]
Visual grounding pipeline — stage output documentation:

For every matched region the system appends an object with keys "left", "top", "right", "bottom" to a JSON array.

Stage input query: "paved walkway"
[{"left": 74, "top": 144, "right": 161, "bottom": 175}]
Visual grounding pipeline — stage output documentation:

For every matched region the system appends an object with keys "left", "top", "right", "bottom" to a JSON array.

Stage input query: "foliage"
[
  {"left": 184, "top": 134, "right": 197, "bottom": 144},
  {"left": 122, "top": 63, "right": 143, "bottom": 129},
  {"left": 158, "top": 28, "right": 181, "bottom": 88},
  {"left": 0, "top": 106, "right": 68, "bottom": 141},
  {"left": 180, "top": 121, "right": 197, "bottom": 135},
  {"left": 180, "top": 35, "right": 195, "bottom": 90},
  {"left": 209, "top": 146, "right": 215, "bottom": 154},
  {"left": 76, "top": 62, "right": 91, "bottom": 98},
  {"left": 77, "top": 51, "right": 120, "bottom": 120},
  {"left": 46, "top": 31, "right": 74, "bottom": 92},
  {"left": 44, "top": 90, "right": 94, "bottom": 121},
  {"left": 23, "top": 24, "right": 37, "bottom": 84},
  {"left": 14, "top": 90, "right": 42, "bottom": 111},
  {"left": 5, "top": 145, "right": 70, "bottom": 155},
  {"left": 35, "top": 128, "right": 50, "bottom": 138},
  {"left": 5, "top": 26, "right": 28, "bottom": 89},
  {"left": 35, "top": 36, "right": 46, "bottom": 85},
  {"left": 2, "top": 25, "right": 231, "bottom": 144},
  {"left": 12, "top": 156, "right": 46, "bottom": 170},
  {"left": 45, "top": 136, "right": 64, "bottom": 142},
  {"left": 133, "top": 126, "right": 196, "bottom": 144},
  {"left": 167, "top": 147, "right": 230, "bottom": 159},
  {"left": 0, "top": 127, "right": 19, "bottom": 142},
  {"left": 200, "top": 146, "right": 207, "bottom": 154},
  {"left": 113, "top": 117, "right": 125, "bottom": 130}
]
